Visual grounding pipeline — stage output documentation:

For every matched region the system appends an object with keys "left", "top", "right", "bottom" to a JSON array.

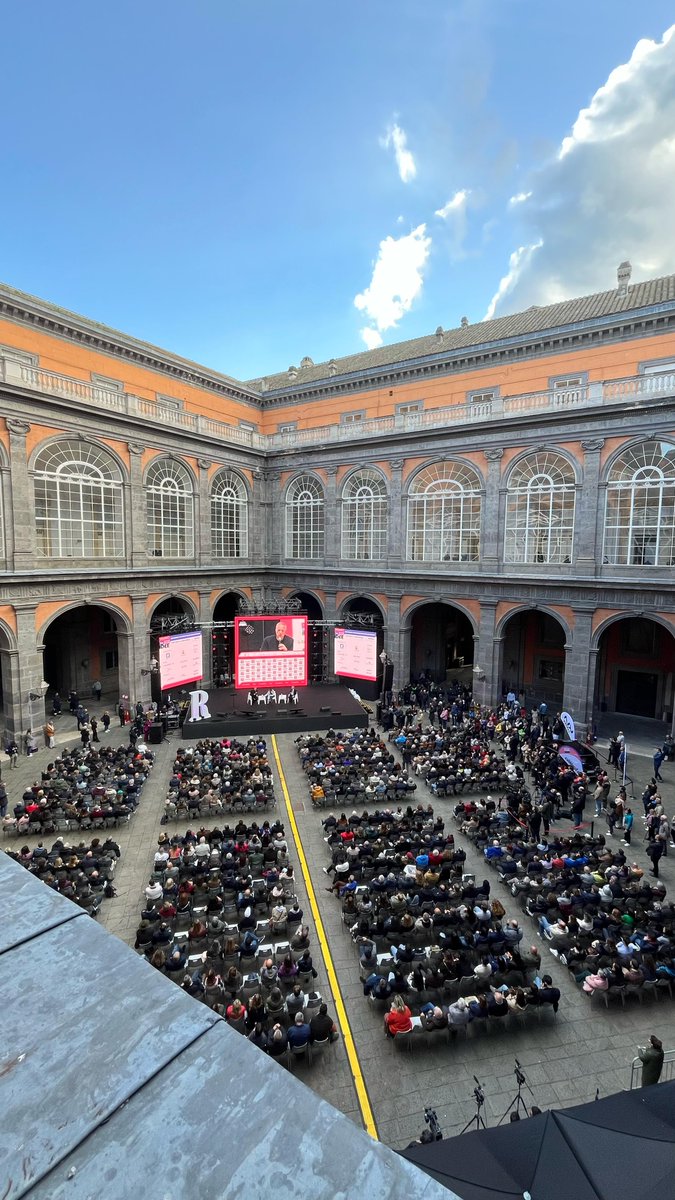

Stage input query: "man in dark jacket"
[
  {"left": 639, "top": 1035, "right": 664, "bottom": 1086},
  {"left": 310, "top": 1003, "right": 339, "bottom": 1043}
]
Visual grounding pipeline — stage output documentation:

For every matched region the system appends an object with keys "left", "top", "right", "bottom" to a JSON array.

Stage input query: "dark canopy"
[{"left": 402, "top": 1081, "right": 675, "bottom": 1200}]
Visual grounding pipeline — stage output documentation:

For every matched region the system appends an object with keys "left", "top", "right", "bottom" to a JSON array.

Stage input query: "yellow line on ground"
[{"left": 271, "top": 734, "right": 379, "bottom": 1140}]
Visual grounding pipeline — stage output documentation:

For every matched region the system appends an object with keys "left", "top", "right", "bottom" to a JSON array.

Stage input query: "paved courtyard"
[{"left": 4, "top": 715, "right": 675, "bottom": 1150}]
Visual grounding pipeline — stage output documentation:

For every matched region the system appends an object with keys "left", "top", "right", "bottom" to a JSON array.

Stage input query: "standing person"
[
  {"left": 68, "top": 690, "right": 79, "bottom": 714},
  {"left": 622, "top": 808, "right": 634, "bottom": 846},
  {"left": 43, "top": 719, "right": 55, "bottom": 749},
  {"left": 638, "top": 1036, "right": 664, "bottom": 1086},
  {"left": 51, "top": 692, "right": 62, "bottom": 716},
  {"left": 80, "top": 724, "right": 90, "bottom": 748},
  {"left": 118, "top": 702, "right": 126, "bottom": 727},
  {"left": 101, "top": 711, "right": 111, "bottom": 733},
  {"left": 0, "top": 780, "right": 7, "bottom": 819},
  {"left": 646, "top": 839, "right": 664, "bottom": 878},
  {"left": 7, "top": 740, "right": 19, "bottom": 769},
  {"left": 90, "top": 715, "right": 100, "bottom": 743},
  {"left": 92, "top": 680, "right": 102, "bottom": 702},
  {"left": 653, "top": 747, "right": 665, "bottom": 782}
]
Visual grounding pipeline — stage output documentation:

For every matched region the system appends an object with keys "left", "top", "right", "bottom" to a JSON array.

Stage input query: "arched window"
[
  {"left": 407, "top": 461, "right": 482, "bottom": 562},
  {"left": 504, "top": 452, "right": 576, "bottom": 564},
  {"left": 604, "top": 440, "right": 675, "bottom": 566},
  {"left": 211, "top": 470, "right": 248, "bottom": 558},
  {"left": 285, "top": 475, "right": 324, "bottom": 559},
  {"left": 34, "top": 439, "right": 124, "bottom": 558},
  {"left": 146, "top": 459, "right": 194, "bottom": 558},
  {"left": 341, "top": 470, "right": 388, "bottom": 560}
]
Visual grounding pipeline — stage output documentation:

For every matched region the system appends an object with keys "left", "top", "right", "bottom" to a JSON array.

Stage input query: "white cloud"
[
  {"left": 360, "top": 327, "right": 383, "bottom": 350},
  {"left": 484, "top": 242, "right": 543, "bottom": 320},
  {"left": 380, "top": 122, "right": 417, "bottom": 183},
  {"left": 488, "top": 24, "right": 675, "bottom": 317},
  {"left": 508, "top": 191, "right": 531, "bottom": 206},
  {"left": 435, "top": 189, "right": 470, "bottom": 220},
  {"left": 354, "top": 223, "right": 431, "bottom": 346}
]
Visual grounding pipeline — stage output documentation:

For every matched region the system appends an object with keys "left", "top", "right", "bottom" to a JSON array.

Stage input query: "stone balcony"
[{"left": 1, "top": 353, "right": 673, "bottom": 453}]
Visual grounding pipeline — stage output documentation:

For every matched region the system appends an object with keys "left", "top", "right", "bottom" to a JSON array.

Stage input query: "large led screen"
[
  {"left": 333, "top": 627, "right": 378, "bottom": 681},
  {"left": 234, "top": 615, "right": 308, "bottom": 689},
  {"left": 158, "top": 630, "right": 203, "bottom": 689}
]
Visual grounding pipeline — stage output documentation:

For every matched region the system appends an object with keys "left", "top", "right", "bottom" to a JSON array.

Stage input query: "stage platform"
[{"left": 180, "top": 684, "right": 369, "bottom": 739}]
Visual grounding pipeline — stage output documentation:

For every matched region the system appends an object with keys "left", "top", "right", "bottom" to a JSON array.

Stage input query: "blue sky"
[{"left": 2, "top": 2, "right": 675, "bottom": 380}]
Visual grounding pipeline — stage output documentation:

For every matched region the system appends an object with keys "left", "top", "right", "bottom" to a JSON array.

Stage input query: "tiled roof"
[{"left": 249, "top": 274, "right": 675, "bottom": 392}]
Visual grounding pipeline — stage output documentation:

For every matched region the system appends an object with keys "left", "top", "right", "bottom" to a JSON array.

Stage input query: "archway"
[
  {"left": 339, "top": 595, "right": 384, "bottom": 698},
  {"left": 43, "top": 605, "right": 122, "bottom": 708},
  {"left": 211, "top": 591, "right": 244, "bottom": 686},
  {"left": 500, "top": 609, "right": 566, "bottom": 710},
  {"left": 289, "top": 591, "right": 325, "bottom": 683},
  {"left": 595, "top": 616, "right": 675, "bottom": 721},
  {"left": 409, "top": 602, "right": 474, "bottom": 684}
]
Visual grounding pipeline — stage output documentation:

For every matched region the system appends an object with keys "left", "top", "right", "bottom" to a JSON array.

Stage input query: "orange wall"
[{"left": 0, "top": 318, "right": 257, "bottom": 426}]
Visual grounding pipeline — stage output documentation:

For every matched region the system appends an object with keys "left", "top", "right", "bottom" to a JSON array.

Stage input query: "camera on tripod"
[
  {"left": 423, "top": 1107, "right": 443, "bottom": 1142},
  {"left": 473, "top": 1076, "right": 485, "bottom": 1106},
  {"left": 514, "top": 1058, "right": 526, "bottom": 1087}
]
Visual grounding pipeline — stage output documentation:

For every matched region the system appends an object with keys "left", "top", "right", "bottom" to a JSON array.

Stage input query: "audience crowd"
[
  {"left": 2, "top": 742, "right": 154, "bottom": 837},
  {"left": 4, "top": 832, "right": 121, "bottom": 914},
  {"left": 163, "top": 737, "right": 276, "bottom": 821}
]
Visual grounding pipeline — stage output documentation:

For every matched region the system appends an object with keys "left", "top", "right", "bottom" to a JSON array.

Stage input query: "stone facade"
[{"left": 0, "top": 280, "right": 674, "bottom": 736}]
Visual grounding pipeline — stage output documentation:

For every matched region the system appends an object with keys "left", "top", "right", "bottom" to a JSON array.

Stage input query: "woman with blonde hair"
[{"left": 384, "top": 993, "right": 413, "bottom": 1038}]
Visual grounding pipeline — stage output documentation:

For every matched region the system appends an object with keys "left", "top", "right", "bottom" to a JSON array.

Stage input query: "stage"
[{"left": 180, "top": 684, "right": 370, "bottom": 739}]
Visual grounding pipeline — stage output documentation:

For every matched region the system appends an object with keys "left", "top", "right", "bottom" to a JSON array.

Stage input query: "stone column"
[
  {"left": 7, "top": 420, "right": 36, "bottom": 569},
  {"left": 1, "top": 646, "right": 23, "bottom": 739},
  {"left": 324, "top": 466, "right": 338, "bottom": 566},
  {"left": 127, "top": 594, "right": 152, "bottom": 707},
  {"left": 481, "top": 449, "right": 504, "bottom": 573},
  {"left": 575, "top": 439, "right": 604, "bottom": 573},
  {"left": 562, "top": 607, "right": 595, "bottom": 726},
  {"left": 473, "top": 600, "right": 500, "bottom": 707},
  {"left": 388, "top": 459, "right": 404, "bottom": 563},
  {"left": 198, "top": 590, "right": 213, "bottom": 686},
  {"left": 197, "top": 459, "right": 211, "bottom": 567},
  {"left": 14, "top": 604, "right": 44, "bottom": 734},
  {"left": 127, "top": 443, "right": 147, "bottom": 569}
]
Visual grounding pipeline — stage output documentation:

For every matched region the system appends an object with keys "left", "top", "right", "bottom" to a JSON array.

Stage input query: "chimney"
[
  {"left": 617, "top": 261, "right": 632, "bottom": 297},
  {"left": 460, "top": 316, "right": 469, "bottom": 328}
]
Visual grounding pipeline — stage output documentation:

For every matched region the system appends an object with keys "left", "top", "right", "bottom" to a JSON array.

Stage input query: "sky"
[{"left": 2, "top": 2, "right": 675, "bottom": 381}]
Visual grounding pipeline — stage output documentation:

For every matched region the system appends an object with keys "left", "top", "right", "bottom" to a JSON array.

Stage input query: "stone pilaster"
[
  {"left": 324, "top": 466, "right": 338, "bottom": 566},
  {"left": 481, "top": 449, "right": 504, "bottom": 572},
  {"left": 575, "top": 439, "right": 605, "bottom": 572},
  {"left": 7, "top": 420, "right": 36, "bottom": 569},
  {"left": 14, "top": 604, "right": 44, "bottom": 733},
  {"left": 387, "top": 459, "right": 404, "bottom": 563},
  {"left": 197, "top": 459, "right": 211, "bottom": 566},
  {"left": 266, "top": 470, "right": 283, "bottom": 566},
  {"left": 127, "top": 443, "right": 147, "bottom": 569}
]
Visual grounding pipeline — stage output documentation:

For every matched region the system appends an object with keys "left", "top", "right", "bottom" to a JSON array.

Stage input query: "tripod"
[
  {"left": 499, "top": 1060, "right": 534, "bottom": 1125},
  {"left": 461, "top": 1078, "right": 488, "bottom": 1134}
]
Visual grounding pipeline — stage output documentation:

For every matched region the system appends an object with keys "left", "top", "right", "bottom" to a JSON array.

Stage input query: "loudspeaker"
[
  {"left": 319, "top": 705, "right": 330, "bottom": 712},
  {"left": 148, "top": 722, "right": 163, "bottom": 744}
]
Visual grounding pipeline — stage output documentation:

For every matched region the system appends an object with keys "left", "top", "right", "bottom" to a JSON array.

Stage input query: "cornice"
[{"left": 0, "top": 288, "right": 262, "bottom": 411}]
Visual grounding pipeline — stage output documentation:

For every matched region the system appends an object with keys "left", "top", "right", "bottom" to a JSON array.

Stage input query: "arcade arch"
[
  {"left": 408, "top": 601, "right": 475, "bottom": 684},
  {"left": 42, "top": 603, "right": 130, "bottom": 709},
  {"left": 499, "top": 609, "right": 567, "bottom": 710},
  {"left": 594, "top": 615, "right": 675, "bottom": 722}
]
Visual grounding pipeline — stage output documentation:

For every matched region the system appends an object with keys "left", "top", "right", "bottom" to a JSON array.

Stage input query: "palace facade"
[{"left": 0, "top": 265, "right": 674, "bottom": 737}]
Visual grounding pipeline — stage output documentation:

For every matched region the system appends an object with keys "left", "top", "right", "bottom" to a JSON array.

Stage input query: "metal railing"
[
  {"left": 629, "top": 1046, "right": 675, "bottom": 1089},
  {"left": 1, "top": 353, "right": 673, "bottom": 452}
]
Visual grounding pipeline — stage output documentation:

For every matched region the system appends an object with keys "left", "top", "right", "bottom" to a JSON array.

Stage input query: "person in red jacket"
[{"left": 384, "top": 994, "right": 413, "bottom": 1038}]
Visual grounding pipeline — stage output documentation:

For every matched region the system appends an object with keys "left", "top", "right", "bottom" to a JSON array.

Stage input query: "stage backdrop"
[{"left": 234, "top": 615, "right": 308, "bottom": 689}]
